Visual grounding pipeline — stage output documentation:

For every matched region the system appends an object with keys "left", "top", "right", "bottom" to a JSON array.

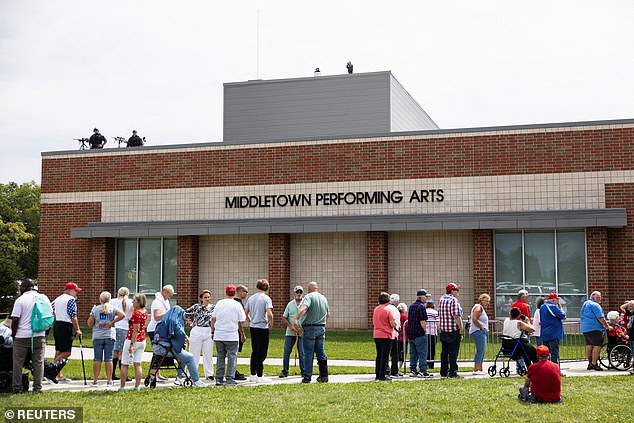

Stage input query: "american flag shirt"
[{"left": 438, "top": 294, "right": 462, "bottom": 332}]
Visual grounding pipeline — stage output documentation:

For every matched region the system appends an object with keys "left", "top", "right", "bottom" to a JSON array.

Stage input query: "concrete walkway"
[{"left": 37, "top": 345, "right": 632, "bottom": 393}]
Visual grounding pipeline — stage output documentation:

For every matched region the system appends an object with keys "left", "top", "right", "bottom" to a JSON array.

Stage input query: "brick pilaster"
[
  {"left": 269, "top": 233, "right": 290, "bottom": 329},
  {"left": 473, "top": 230, "right": 495, "bottom": 318},
  {"left": 177, "top": 236, "right": 199, "bottom": 309},
  {"left": 367, "top": 232, "right": 389, "bottom": 327}
]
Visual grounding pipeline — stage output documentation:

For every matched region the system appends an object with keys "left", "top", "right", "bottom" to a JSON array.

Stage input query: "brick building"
[{"left": 39, "top": 72, "right": 634, "bottom": 328}]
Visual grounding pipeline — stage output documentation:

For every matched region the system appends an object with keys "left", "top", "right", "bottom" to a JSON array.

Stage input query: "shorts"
[
  {"left": 93, "top": 338, "right": 115, "bottom": 362},
  {"left": 583, "top": 330, "right": 604, "bottom": 346},
  {"left": 121, "top": 339, "right": 145, "bottom": 365},
  {"left": 114, "top": 328, "right": 127, "bottom": 350},
  {"left": 53, "top": 321, "right": 74, "bottom": 353}
]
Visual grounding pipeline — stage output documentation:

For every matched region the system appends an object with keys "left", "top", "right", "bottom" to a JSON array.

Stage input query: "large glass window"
[
  {"left": 494, "top": 230, "right": 587, "bottom": 318},
  {"left": 116, "top": 238, "right": 177, "bottom": 299}
]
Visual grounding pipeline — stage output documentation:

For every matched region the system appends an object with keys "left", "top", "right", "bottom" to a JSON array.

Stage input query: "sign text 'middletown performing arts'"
[{"left": 225, "top": 189, "right": 444, "bottom": 208}]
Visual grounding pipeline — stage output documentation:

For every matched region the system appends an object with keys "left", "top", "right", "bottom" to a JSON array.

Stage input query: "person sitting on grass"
[{"left": 519, "top": 345, "right": 562, "bottom": 403}]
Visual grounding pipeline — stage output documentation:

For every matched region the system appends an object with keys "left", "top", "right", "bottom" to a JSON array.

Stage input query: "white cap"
[
  {"left": 294, "top": 285, "right": 304, "bottom": 293},
  {"left": 390, "top": 293, "right": 400, "bottom": 303}
]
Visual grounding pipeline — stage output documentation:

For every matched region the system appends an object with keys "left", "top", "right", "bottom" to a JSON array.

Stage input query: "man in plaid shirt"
[{"left": 438, "top": 282, "right": 464, "bottom": 378}]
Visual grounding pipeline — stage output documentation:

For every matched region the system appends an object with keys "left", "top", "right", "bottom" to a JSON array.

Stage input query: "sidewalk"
[{"left": 39, "top": 345, "right": 629, "bottom": 393}]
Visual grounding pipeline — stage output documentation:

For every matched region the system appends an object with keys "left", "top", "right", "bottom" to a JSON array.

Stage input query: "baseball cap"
[
  {"left": 446, "top": 283, "right": 461, "bottom": 291},
  {"left": 225, "top": 284, "right": 236, "bottom": 295},
  {"left": 389, "top": 293, "right": 400, "bottom": 303},
  {"left": 416, "top": 289, "right": 428, "bottom": 297},
  {"left": 65, "top": 282, "right": 82, "bottom": 291},
  {"left": 547, "top": 292, "right": 560, "bottom": 300},
  {"left": 536, "top": 345, "right": 550, "bottom": 357},
  {"left": 426, "top": 299, "right": 435, "bottom": 305},
  {"left": 294, "top": 285, "right": 304, "bottom": 293}
]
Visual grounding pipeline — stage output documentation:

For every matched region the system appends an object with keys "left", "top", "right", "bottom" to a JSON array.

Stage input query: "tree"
[{"left": 0, "top": 182, "right": 40, "bottom": 312}]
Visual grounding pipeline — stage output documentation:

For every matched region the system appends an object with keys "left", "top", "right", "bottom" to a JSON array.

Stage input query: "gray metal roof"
[{"left": 70, "top": 209, "right": 627, "bottom": 238}]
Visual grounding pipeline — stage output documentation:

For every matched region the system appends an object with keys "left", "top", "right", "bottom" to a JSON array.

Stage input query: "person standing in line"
[
  {"left": 212, "top": 285, "right": 247, "bottom": 386},
  {"left": 426, "top": 299, "right": 439, "bottom": 369},
  {"left": 387, "top": 293, "right": 402, "bottom": 378},
  {"left": 293, "top": 281, "right": 330, "bottom": 384},
  {"left": 233, "top": 284, "right": 249, "bottom": 381},
  {"left": 88, "top": 128, "right": 107, "bottom": 149},
  {"left": 438, "top": 282, "right": 464, "bottom": 379},
  {"left": 373, "top": 292, "right": 396, "bottom": 381},
  {"left": 580, "top": 291, "right": 611, "bottom": 371},
  {"left": 110, "top": 287, "right": 132, "bottom": 381},
  {"left": 185, "top": 290, "right": 215, "bottom": 381},
  {"left": 118, "top": 293, "right": 148, "bottom": 392},
  {"left": 280, "top": 286, "right": 305, "bottom": 378},
  {"left": 470, "top": 293, "right": 490, "bottom": 375},
  {"left": 245, "top": 279, "right": 274, "bottom": 384},
  {"left": 10, "top": 279, "right": 52, "bottom": 393},
  {"left": 407, "top": 289, "right": 432, "bottom": 378},
  {"left": 87, "top": 291, "right": 124, "bottom": 386},
  {"left": 532, "top": 297, "right": 546, "bottom": 346},
  {"left": 512, "top": 289, "right": 532, "bottom": 324},
  {"left": 396, "top": 303, "right": 408, "bottom": 371},
  {"left": 146, "top": 284, "right": 173, "bottom": 383},
  {"left": 52, "top": 282, "right": 83, "bottom": 382},
  {"left": 539, "top": 293, "right": 566, "bottom": 371}
]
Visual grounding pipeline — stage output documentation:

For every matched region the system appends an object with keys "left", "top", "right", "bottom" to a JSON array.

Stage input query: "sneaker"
[
  {"left": 420, "top": 372, "right": 433, "bottom": 378},
  {"left": 234, "top": 372, "right": 247, "bottom": 381},
  {"left": 224, "top": 379, "right": 239, "bottom": 386},
  {"left": 279, "top": 371, "right": 288, "bottom": 378},
  {"left": 593, "top": 364, "right": 604, "bottom": 371},
  {"left": 57, "top": 377, "right": 72, "bottom": 383},
  {"left": 106, "top": 381, "right": 113, "bottom": 387},
  {"left": 256, "top": 376, "right": 273, "bottom": 384},
  {"left": 133, "top": 387, "right": 141, "bottom": 391},
  {"left": 449, "top": 374, "right": 464, "bottom": 379},
  {"left": 206, "top": 376, "right": 215, "bottom": 381},
  {"left": 157, "top": 376, "right": 168, "bottom": 383},
  {"left": 391, "top": 373, "right": 404, "bottom": 379},
  {"left": 301, "top": 377, "right": 311, "bottom": 384},
  {"left": 587, "top": 364, "right": 594, "bottom": 370},
  {"left": 193, "top": 380, "right": 209, "bottom": 388},
  {"left": 249, "top": 375, "right": 259, "bottom": 383},
  {"left": 91, "top": 381, "right": 99, "bottom": 386},
  {"left": 174, "top": 377, "right": 184, "bottom": 386},
  {"left": 472, "top": 370, "right": 485, "bottom": 375},
  {"left": 117, "top": 387, "right": 125, "bottom": 392},
  {"left": 409, "top": 371, "right": 418, "bottom": 378},
  {"left": 112, "top": 376, "right": 120, "bottom": 381},
  {"left": 215, "top": 379, "right": 225, "bottom": 386}
]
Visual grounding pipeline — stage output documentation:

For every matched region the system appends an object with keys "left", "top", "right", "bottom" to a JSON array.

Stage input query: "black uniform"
[
  {"left": 89, "top": 133, "right": 106, "bottom": 149},
  {"left": 127, "top": 135, "right": 143, "bottom": 147}
]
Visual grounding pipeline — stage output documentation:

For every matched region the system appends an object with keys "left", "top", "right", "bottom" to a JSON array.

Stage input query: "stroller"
[
  {"left": 143, "top": 306, "right": 193, "bottom": 388},
  {"left": 488, "top": 335, "right": 529, "bottom": 377}
]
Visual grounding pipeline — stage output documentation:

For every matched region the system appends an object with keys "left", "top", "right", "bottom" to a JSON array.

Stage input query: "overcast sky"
[{"left": 1, "top": 1, "right": 633, "bottom": 184}]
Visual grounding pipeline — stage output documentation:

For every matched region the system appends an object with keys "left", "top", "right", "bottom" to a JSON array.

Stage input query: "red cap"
[
  {"left": 225, "top": 284, "right": 236, "bottom": 295},
  {"left": 536, "top": 345, "right": 550, "bottom": 356},
  {"left": 547, "top": 292, "right": 560, "bottom": 300},
  {"left": 65, "top": 282, "right": 82, "bottom": 291},
  {"left": 445, "top": 283, "right": 461, "bottom": 291}
]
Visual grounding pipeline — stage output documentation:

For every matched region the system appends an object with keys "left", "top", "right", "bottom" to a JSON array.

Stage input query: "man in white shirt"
[
  {"left": 52, "top": 282, "right": 82, "bottom": 382},
  {"left": 11, "top": 279, "right": 52, "bottom": 393},
  {"left": 387, "top": 293, "right": 402, "bottom": 378},
  {"left": 212, "top": 285, "right": 246, "bottom": 386}
]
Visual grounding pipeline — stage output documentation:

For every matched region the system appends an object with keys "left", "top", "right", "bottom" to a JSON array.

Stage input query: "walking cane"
[
  {"left": 293, "top": 334, "right": 299, "bottom": 374},
  {"left": 78, "top": 334, "right": 87, "bottom": 385}
]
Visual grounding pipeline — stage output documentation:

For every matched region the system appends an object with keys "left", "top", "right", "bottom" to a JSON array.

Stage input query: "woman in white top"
[
  {"left": 185, "top": 290, "right": 215, "bottom": 380},
  {"left": 532, "top": 297, "right": 546, "bottom": 346},
  {"left": 110, "top": 287, "right": 132, "bottom": 380},
  {"left": 469, "top": 293, "right": 490, "bottom": 375},
  {"left": 503, "top": 307, "right": 538, "bottom": 366}
]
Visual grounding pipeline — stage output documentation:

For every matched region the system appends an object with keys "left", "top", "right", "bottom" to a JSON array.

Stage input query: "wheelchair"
[
  {"left": 488, "top": 335, "right": 529, "bottom": 377},
  {"left": 598, "top": 341, "right": 632, "bottom": 371}
]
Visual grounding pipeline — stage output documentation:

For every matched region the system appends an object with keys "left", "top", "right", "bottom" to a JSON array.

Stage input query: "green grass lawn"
[{"left": 1, "top": 375, "right": 631, "bottom": 422}]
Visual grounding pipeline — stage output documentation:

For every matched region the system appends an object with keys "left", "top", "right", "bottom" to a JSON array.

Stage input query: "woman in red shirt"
[
  {"left": 373, "top": 292, "right": 397, "bottom": 381},
  {"left": 118, "top": 293, "right": 148, "bottom": 392}
]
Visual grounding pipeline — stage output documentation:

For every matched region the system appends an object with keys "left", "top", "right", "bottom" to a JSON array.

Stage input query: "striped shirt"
[{"left": 438, "top": 294, "right": 462, "bottom": 332}]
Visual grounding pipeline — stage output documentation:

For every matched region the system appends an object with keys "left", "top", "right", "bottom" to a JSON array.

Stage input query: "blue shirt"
[
  {"left": 580, "top": 299, "right": 605, "bottom": 333},
  {"left": 539, "top": 302, "right": 566, "bottom": 341}
]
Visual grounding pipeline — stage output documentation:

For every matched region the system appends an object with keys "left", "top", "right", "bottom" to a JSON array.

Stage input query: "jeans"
[
  {"left": 215, "top": 340, "right": 239, "bottom": 382},
  {"left": 409, "top": 335, "right": 429, "bottom": 374},
  {"left": 302, "top": 325, "right": 327, "bottom": 378},
  {"left": 153, "top": 344, "right": 200, "bottom": 382},
  {"left": 374, "top": 338, "right": 392, "bottom": 379},
  {"left": 471, "top": 329, "right": 487, "bottom": 364},
  {"left": 282, "top": 335, "right": 304, "bottom": 375},
  {"left": 93, "top": 338, "right": 115, "bottom": 362},
  {"left": 14, "top": 336, "right": 45, "bottom": 393},
  {"left": 249, "top": 327, "right": 270, "bottom": 377},
  {"left": 544, "top": 338, "right": 561, "bottom": 365},
  {"left": 439, "top": 330, "right": 461, "bottom": 377}
]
